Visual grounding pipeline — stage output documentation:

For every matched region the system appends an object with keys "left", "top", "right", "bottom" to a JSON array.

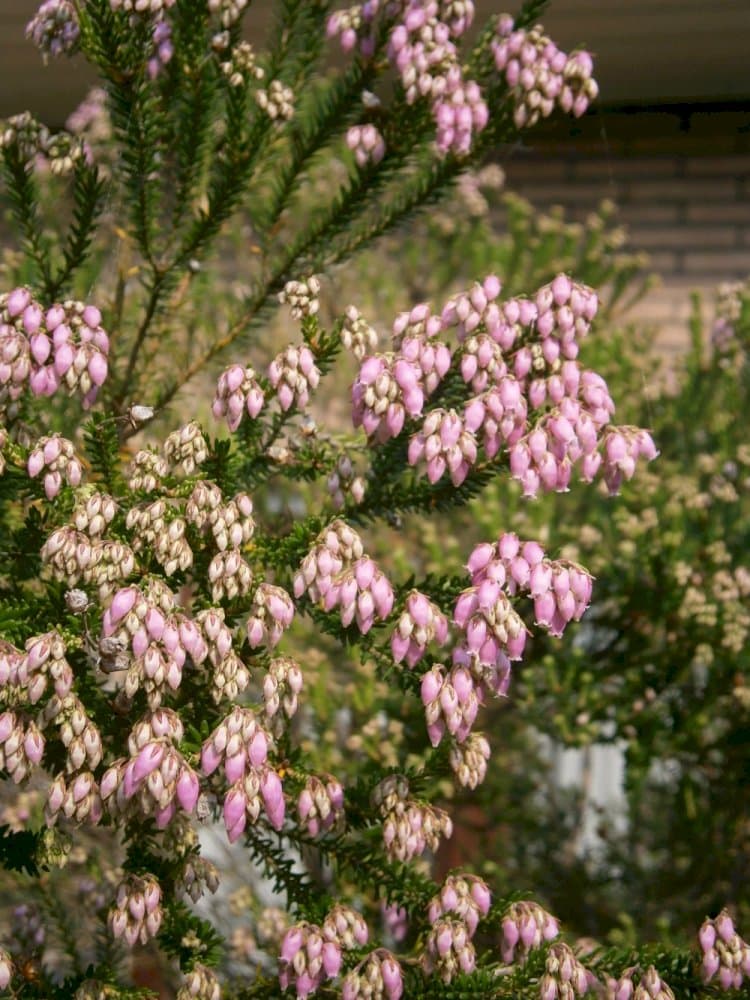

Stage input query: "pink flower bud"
[
  {"left": 698, "top": 920, "right": 716, "bottom": 953},
  {"left": 381, "top": 956, "right": 403, "bottom": 998},
  {"left": 7, "top": 287, "right": 31, "bottom": 317},
  {"left": 248, "top": 730, "right": 268, "bottom": 767},
  {"left": 132, "top": 743, "right": 165, "bottom": 785},
  {"left": 321, "top": 941, "right": 342, "bottom": 977},
  {"left": 110, "top": 587, "right": 137, "bottom": 624},
  {"left": 701, "top": 949, "right": 719, "bottom": 981},
  {"left": 223, "top": 786, "right": 247, "bottom": 833},
  {"left": 260, "top": 769, "right": 285, "bottom": 830},
  {"left": 27, "top": 450, "right": 45, "bottom": 478},
  {"left": 281, "top": 926, "right": 304, "bottom": 962},
  {"left": 421, "top": 668, "right": 443, "bottom": 705}
]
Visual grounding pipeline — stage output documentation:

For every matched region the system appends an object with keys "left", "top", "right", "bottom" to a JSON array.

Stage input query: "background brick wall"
[{"left": 500, "top": 107, "right": 750, "bottom": 353}]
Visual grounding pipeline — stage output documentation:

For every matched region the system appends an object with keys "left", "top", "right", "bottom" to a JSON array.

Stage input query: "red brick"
[
  {"left": 644, "top": 251, "right": 682, "bottom": 275},
  {"left": 686, "top": 202, "right": 750, "bottom": 223},
  {"left": 618, "top": 203, "right": 682, "bottom": 224},
  {"left": 503, "top": 157, "right": 571, "bottom": 181},
  {"left": 685, "top": 155, "right": 750, "bottom": 177},
  {"left": 686, "top": 111, "right": 750, "bottom": 137},
  {"left": 624, "top": 177, "right": 737, "bottom": 202},
  {"left": 683, "top": 251, "right": 750, "bottom": 275},
  {"left": 574, "top": 156, "right": 681, "bottom": 180},
  {"left": 500, "top": 185, "right": 608, "bottom": 208},
  {"left": 626, "top": 134, "right": 740, "bottom": 157},
  {"left": 632, "top": 226, "right": 737, "bottom": 249}
]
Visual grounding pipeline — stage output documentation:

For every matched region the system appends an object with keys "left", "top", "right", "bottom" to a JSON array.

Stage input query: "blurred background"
[
  {"left": 3, "top": 0, "right": 749, "bottom": 349},
  {"left": 1, "top": 2, "right": 749, "bottom": 995}
]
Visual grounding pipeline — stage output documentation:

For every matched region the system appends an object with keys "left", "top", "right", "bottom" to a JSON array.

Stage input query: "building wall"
[
  {"left": 501, "top": 107, "right": 750, "bottom": 353},
  {"left": 5, "top": 0, "right": 750, "bottom": 121}
]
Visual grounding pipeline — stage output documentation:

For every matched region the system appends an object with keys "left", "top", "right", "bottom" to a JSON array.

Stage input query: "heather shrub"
[{"left": 0, "top": 2, "right": 746, "bottom": 999}]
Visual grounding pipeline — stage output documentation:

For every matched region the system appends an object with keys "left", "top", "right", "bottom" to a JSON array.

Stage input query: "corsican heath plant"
[{"left": 0, "top": 1, "right": 740, "bottom": 998}]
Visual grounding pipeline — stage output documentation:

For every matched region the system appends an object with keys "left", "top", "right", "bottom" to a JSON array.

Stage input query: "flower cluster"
[
  {"left": 28, "top": 435, "right": 83, "bottom": 500},
  {"left": 209, "top": 0, "right": 250, "bottom": 29},
  {"left": 147, "top": 18, "right": 173, "bottom": 78},
  {"left": 320, "top": 554, "right": 394, "bottom": 633},
  {"left": 107, "top": 874, "right": 163, "bottom": 947},
  {"left": 41, "top": 522, "right": 136, "bottom": 600},
  {"left": 351, "top": 350, "right": 428, "bottom": 442},
  {"left": 164, "top": 421, "right": 209, "bottom": 475},
  {"left": 427, "top": 873, "right": 491, "bottom": 935},
  {"left": 109, "top": 0, "right": 174, "bottom": 14},
  {"left": 0, "top": 289, "right": 109, "bottom": 413},
  {"left": 278, "top": 918, "right": 344, "bottom": 998},
  {"left": 278, "top": 276, "right": 321, "bottom": 320},
  {"left": 342, "top": 949, "right": 404, "bottom": 999},
  {"left": 351, "top": 306, "right": 451, "bottom": 442},
  {"left": 43, "top": 691, "right": 103, "bottom": 773},
  {"left": 127, "top": 448, "right": 168, "bottom": 491},
  {"left": 297, "top": 774, "right": 345, "bottom": 836},
  {"left": 323, "top": 904, "right": 369, "bottom": 951},
  {"left": 177, "top": 964, "right": 221, "bottom": 1000},
  {"left": 420, "top": 662, "right": 478, "bottom": 746},
  {"left": 66, "top": 87, "right": 112, "bottom": 164},
  {"left": 330, "top": 3, "right": 593, "bottom": 155},
  {"left": 201, "top": 707, "right": 285, "bottom": 842},
  {"left": 212, "top": 364, "right": 265, "bottom": 430},
  {"left": 195, "top": 606, "right": 249, "bottom": 703},
  {"left": 371, "top": 774, "right": 452, "bottom": 862},
  {"left": 449, "top": 731, "right": 490, "bottom": 788},
  {"left": 419, "top": 873, "right": 490, "bottom": 983},
  {"left": 467, "top": 531, "right": 593, "bottom": 638},
  {"left": 326, "top": 452, "right": 367, "bottom": 509},
  {"left": 0, "top": 710, "right": 45, "bottom": 783},
  {"left": 97, "top": 710, "right": 197, "bottom": 828},
  {"left": 186, "top": 482, "right": 255, "bottom": 551},
  {"left": 220, "top": 40, "right": 265, "bottom": 87},
  {"left": 127, "top": 500, "right": 193, "bottom": 577},
  {"left": 540, "top": 942, "right": 592, "bottom": 999},
  {"left": 353, "top": 274, "right": 657, "bottom": 499},
  {"left": 698, "top": 910, "right": 750, "bottom": 990},
  {"left": 451, "top": 574, "right": 526, "bottom": 697},
  {"left": 201, "top": 706, "right": 272, "bottom": 784},
  {"left": 1, "top": 630, "right": 73, "bottom": 706},
  {"left": 408, "top": 406, "right": 478, "bottom": 486},
  {"left": 176, "top": 855, "right": 220, "bottom": 903},
  {"left": 217, "top": 761, "right": 285, "bottom": 842},
  {"left": 421, "top": 916, "right": 476, "bottom": 983},
  {"left": 101, "top": 582, "right": 204, "bottom": 708},
  {"left": 341, "top": 305, "right": 379, "bottom": 361},
  {"left": 246, "top": 583, "right": 295, "bottom": 648},
  {"left": 386, "top": 2, "right": 486, "bottom": 156},
  {"left": 711, "top": 278, "right": 749, "bottom": 363},
  {"left": 208, "top": 548, "right": 253, "bottom": 601},
  {"left": 261, "top": 655, "right": 303, "bottom": 732},
  {"left": 26, "top": 0, "right": 80, "bottom": 59},
  {"left": 268, "top": 344, "right": 321, "bottom": 411},
  {"left": 391, "top": 589, "right": 448, "bottom": 666},
  {"left": 1, "top": 111, "right": 49, "bottom": 160},
  {"left": 45, "top": 769, "right": 103, "bottom": 826},
  {"left": 382, "top": 902, "right": 408, "bottom": 943},
  {"left": 256, "top": 80, "right": 295, "bottom": 120},
  {"left": 604, "top": 966, "right": 675, "bottom": 1000},
  {"left": 326, "top": 4, "right": 370, "bottom": 55},
  {"left": 500, "top": 900, "right": 559, "bottom": 963},
  {"left": 492, "top": 15, "right": 598, "bottom": 128},
  {"left": 346, "top": 123, "right": 385, "bottom": 167}
]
